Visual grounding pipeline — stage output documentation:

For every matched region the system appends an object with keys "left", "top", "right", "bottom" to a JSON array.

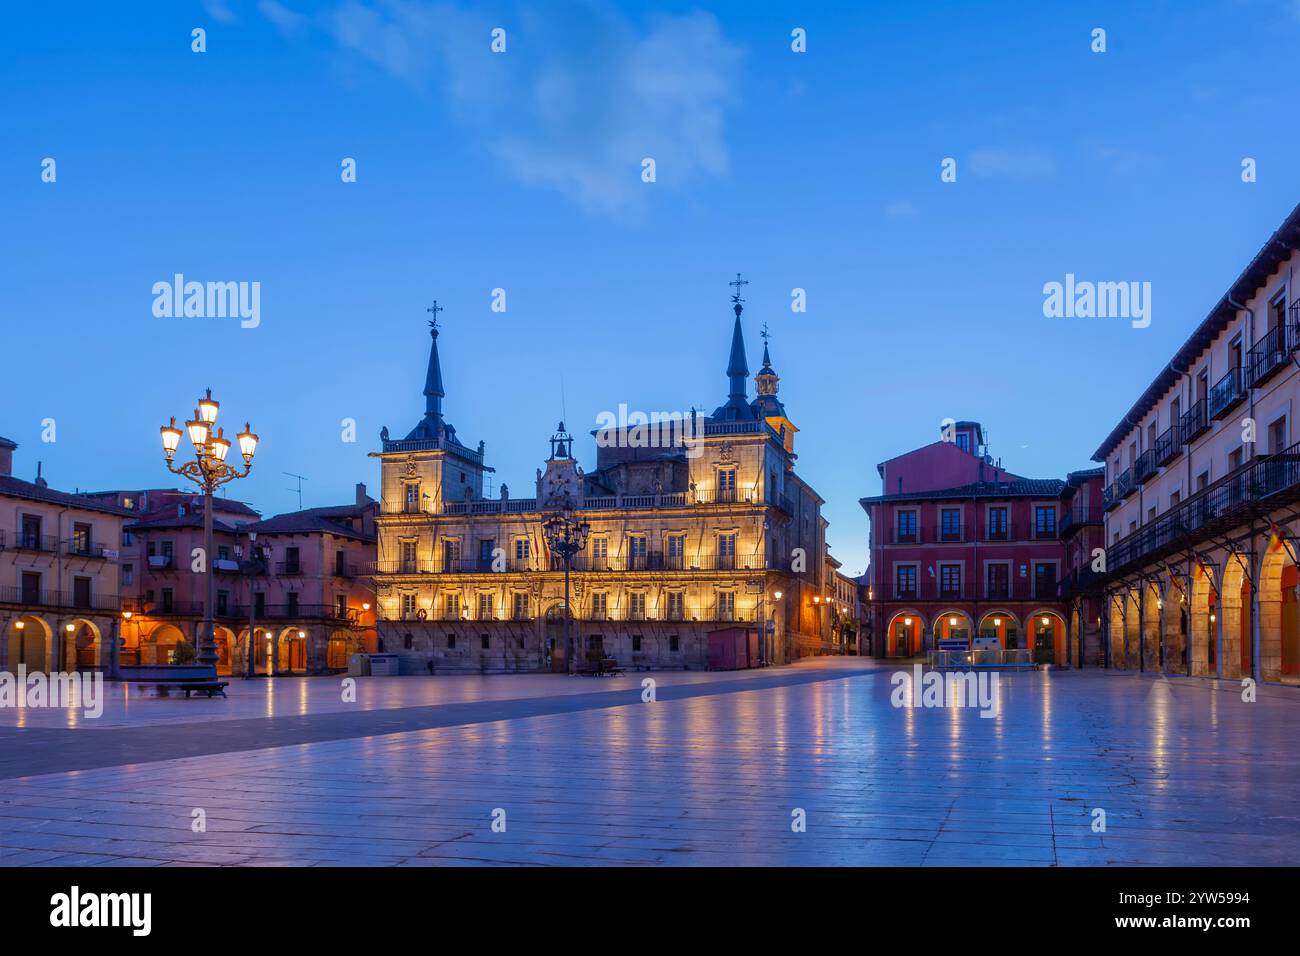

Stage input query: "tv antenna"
[{"left": 284, "top": 472, "right": 308, "bottom": 511}]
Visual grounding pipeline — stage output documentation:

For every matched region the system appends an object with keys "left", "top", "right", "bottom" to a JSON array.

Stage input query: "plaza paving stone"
[{"left": 0, "top": 659, "right": 1296, "bottom": 866}]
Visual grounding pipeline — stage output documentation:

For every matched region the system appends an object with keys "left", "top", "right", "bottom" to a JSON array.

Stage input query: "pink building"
[
  {"left": 860, "top": 421, "right": 1085, "bottom": 665},
  {"left": 82, "top": 485, "right": 377, "bottom": 675}
]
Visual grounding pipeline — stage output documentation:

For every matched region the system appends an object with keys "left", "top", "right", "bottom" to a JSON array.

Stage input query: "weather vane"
[
  {"left": 729, "top": 272, "right": 748, "bottom": 304},
  {"left": 761, "top": 321, "right": 770, "bottom": 343},
  {"left": 426, "top": 300, "right": 444, "bottom": 330}
]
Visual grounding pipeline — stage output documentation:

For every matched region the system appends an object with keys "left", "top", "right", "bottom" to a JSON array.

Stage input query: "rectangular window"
[
  {"left": 1034, "top": 563, "right": 1057, "bottom": 599},
  {"left": 514, "top": 537, "right": 530, "bottom": 564},
  {"left": 122, "top": 563, "right": 134, "bottom": 586},
  {"left": 444, "top": 593, "right": 460, "bottom": 620},
  {"left": 73, "top": 576, "right": 93, "bottom": 609},
  {"left": 1034, "top": 507, "right": 1057, "bottom": 538},
  {"left": 632, "top": 634, "right": 642, "bottom": 652},
  {"left": 940, "top": 509, "right": 961, "bottom": 542},
  {"left": 447, "top": 634, "right": 456, "bottom": 649},
  {"left": 717, "top": 591, "right": 736, "bottom": 621},
  {"left": 987, "top": 564, "right": 1009, "bottom": 600},
  {"left": 401, "top": 593, "right": 417, "bottom": 619},
  {"left": 442, "top": 538, "right": 461, "bottom": 572},
  {"left": 629, "top": 592, "right": 646, "bottom": 620},
  {"left": 938, "top": 564, "right": 962, "bottom": 599},
  {"left": 287, "top": 592, "right": 299, "bottom": 615},
  {"left": 478, "top": 539, "right": 496, "bottom": 571},
  {"left": 478, "top": 592, "right": 494, "bottom": 620},
  {"left": 666, "top": 533, "right": 686, "bottom": 569},
  {"left": 987, "top": 507, "right": 1008, "bottom": 541},
  {"left": 401, "top": 540, "right": 417, "bottom": 573},
  {"left": 336, "top": 594, "right": 347, "bottom": 618},
  {"left": 895, "top": 565, "right": 917, "bottom": 599},
  {"left": 481, "top": 634, "right": 490, "bottom": 650},
  {"left": 161, "top": 587, "right": 174, "bottom": 613},
  {"left": 590, "top": 537, "right": 608, "bottom": 570},
  {"left": 284, "top": 546, "right": 301, "bottom": 573},
  {"left": 717, "top": 532, "right": 736, "bottom": 570},
  {"left": 627, "top": 535, "right": 648, "bottom": 570},
  {"left": 216, "top": 589, "right": 229, "bottom": 616},
  {"left": 404, "top": 483, "right": 421, "bottom": 512},
  {"left": 666, "top": 591, "right": 685, "bottom": 621},
  {"left": 512, "top": 593, "right": 529, "bottom": 620},
  {"left": 591, "top": 592, "right": 607, "bottom": 620},
  {"left": 72, "top": 522, "right": 92, "bottom": 555},
  {"left": 895, "top": 510, "right": 917, "bottom": 543},
  {"left": 669, "top": 635, "right": 680, "bottom": 652},
  {"left": 717, "top": 468, "right": 737, "bottom": 502}
]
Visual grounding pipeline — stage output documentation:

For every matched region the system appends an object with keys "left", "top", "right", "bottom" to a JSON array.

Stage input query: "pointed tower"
[
  {"left": 751, "top": 325, "right": 798, "bottom": 455},
  {"left": 711, "top": 273, "right": 758, "bottom": 422},
  {"left": 383, "top": 302, "right": 491, "bottom": 503}
]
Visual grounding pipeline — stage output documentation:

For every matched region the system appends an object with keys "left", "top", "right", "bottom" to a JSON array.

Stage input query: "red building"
[{"left": 860, "top": 421, "right": 1086, "bottom": 666}]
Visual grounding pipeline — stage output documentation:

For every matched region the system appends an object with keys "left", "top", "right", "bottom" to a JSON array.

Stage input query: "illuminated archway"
[
  {"left": 1220, "top": 553, "right": 1250, "bottom": 680},
  {"left": 7, "top": 615, "right": 52, "bottom": 672},
  {"left": 327, "top": 628, "right": 362, "bottom": 670},
  {"left": 932, "top": 611, "right": 973, "bottom": 648},
  {"left": 1029, "top": 610, "right": 1066, "bottom": 666},
  {"left": 1189, "top": 564, "right": 1214, "bottom": 676},
  {"left": 62, "top": 619, "right": 101, "bottom": 672},
  {"left": 1107, "top": 592, "right": 1125, "bottom": 669},
  {"left": 1141, "top": 581, "right": 1163, "bottom": 672},
  {"left": 276, "top": 627, "right": 308, "bottom": 674},
  {"left": 885, "top": 611, "right": 922, "bottom": 657},
  {"left": 214, "top": 626, "right": 236, "bottom": 677},
  {"left": 1259, "top": 539, "right": 1299, "bottom": 683},
  {"left": 977, "top": 611, "right": 1019, "bottom": 649},
  {"left": 142, "top": 623, "right": 187, "bottom": 665}
]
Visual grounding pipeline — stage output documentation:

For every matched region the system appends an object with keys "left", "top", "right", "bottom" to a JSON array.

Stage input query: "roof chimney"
[
  {"left": 34, "top": 461, "right": 48, "bottom": 488},
  {"left": 355, "top": 482, "right": 368, "bottom": 507},
  {"left": 0, "top": 436, "right": 15, "bottom": 477}
]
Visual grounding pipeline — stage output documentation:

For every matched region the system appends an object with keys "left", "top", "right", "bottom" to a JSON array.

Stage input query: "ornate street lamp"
[
  {"left": 542, "top": 508, "right": 590, "bottom": 675},
  {"left": 159, "top": 388, "right": 258, "bottom": 670}
]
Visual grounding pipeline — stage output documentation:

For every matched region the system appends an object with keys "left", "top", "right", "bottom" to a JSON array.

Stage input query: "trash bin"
[
  {"left": 348, "top": 654, "right": 371, "bottom": 677},
  {"left": 368, "top": 653, "right": 399, "bottom": 676}
]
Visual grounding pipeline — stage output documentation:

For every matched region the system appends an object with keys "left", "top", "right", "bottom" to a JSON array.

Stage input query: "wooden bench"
[
  {"left": 576, "top": 657, "right": 623, "bottom": 677},
  {"left": 182, "top": 682, "right": 229, "bottom": 698}
]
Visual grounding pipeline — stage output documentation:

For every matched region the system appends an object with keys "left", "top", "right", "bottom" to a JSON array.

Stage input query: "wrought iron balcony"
[
  {"left": 0, "top": 586, "right": 119, "bottom": 611},
  {"left": 14, "top": 533, "right": 57, "bottom": 552},
  {"left": 1132, "top": 448, "right": 1156, "bottom": 484},
  {"left": 1105, "top": 439, "right": 1300, "bottom": 576},
  {"left": 1154, "top": 425, "right": 1182, "bottom": 467},
  {"left": 1246, "top": 321, "right": 1295, "bottom": 388},
  {"left": 1180, "top": 398, "right": 1209, "bottom": 443},
  {"left": 1208, "top": 366, "right": 1246, "bottom": 420},
  {"left": 65, "top": 540, "right": 111, "bottom": 558},
  {"left": 1118, "top": 467, "right": 1135, "bottom": 499},
  {"left": 1059, "top": 507, "right": 1100, "bottom": 537},
  {"left": 276, "top": 561, "right": 304, "bottom": 576}
]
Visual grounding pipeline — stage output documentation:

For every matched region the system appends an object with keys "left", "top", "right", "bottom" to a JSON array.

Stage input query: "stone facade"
[{"left": 371, "top": 295, "right": 833, "bottom": 673}]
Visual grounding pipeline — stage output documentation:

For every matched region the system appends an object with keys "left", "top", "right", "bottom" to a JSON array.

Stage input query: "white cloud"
[
  {"left": 290, "top": 1, "right": 744, "bottom": 214},
  {"left": 203, "top": 0, "right": 238, "bottom": 23},
  {"left": 259, "top": 0, "right": 307, "bottom": 34}
]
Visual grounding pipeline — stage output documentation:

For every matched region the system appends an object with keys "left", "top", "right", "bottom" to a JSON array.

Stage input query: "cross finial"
[
  {"left": 426, "top": 300, "right": 444, "bottom": 330},
  {"left": 729, "top": 272, "right": 748, "bottom": 304},
  {"left": 760, "top": 321, "right": 770, "bottom": 343}
]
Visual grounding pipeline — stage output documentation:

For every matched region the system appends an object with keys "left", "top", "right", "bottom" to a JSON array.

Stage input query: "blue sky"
[{"left": 4, "top": 0, "right": 1300, "bottom": 576}]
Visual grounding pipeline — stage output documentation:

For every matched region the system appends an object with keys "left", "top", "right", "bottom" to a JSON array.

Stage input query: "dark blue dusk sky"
[{"left": 4, "top": 0, "right": 1300, "bottom": 576}]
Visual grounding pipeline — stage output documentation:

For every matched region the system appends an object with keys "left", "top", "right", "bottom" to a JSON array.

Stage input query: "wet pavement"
[{"left": 0, "top": 659, "right": 1295, "bottom": 866}]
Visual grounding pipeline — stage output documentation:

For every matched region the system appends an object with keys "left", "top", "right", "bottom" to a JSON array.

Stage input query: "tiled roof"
[
  {"left": 0, "top": 435, "right": 16, "bottom": 450},
  {"left": 126, "top": 512, "right": 244, "bottom": 534},
  {"left": 860, "top": 477, "right": 1066, "bottom": 505},
  {"left": 0, "top": 475, "right": 132, "bottom": 516},
  {"left": 244, "top": 502, "right": 375, "bottom": 542}
]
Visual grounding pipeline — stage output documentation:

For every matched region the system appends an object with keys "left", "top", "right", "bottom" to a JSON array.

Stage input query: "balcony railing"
[
  {"left": 147, "top": 554, "right": 175, "bottom": 569},
  {"left": 890, "top": 527, "right": 920, "bottom": 544},
  {"left": 1132, "top": 448, "right": 1156, "bottom": 484},
  {"left": 1208, "top": 366, "right": 1246, "bottom": 420},
  {"left": 1059, "top": 507, "right": 1101, "bottom": 537},
  {"left": 370, "top": 553, "right": 771, "bottom": 575},
  {"left": 0, "top": 586, "right": 119, "bottom": 611},
  {"left": 1180, "top": 398, "right": 1209, "bottom": 444},
  {"left": 13, "top": 533, "right": 57, "bottom": 552},
  {"left": 1247, "top": 321, "right": 1296, "bottom": 388},
  {"left": 1154, "top": 424, "right": 1181, "bottom": 467},
  {"left": 383, "top": 489, "right": 791, "bottom": 516},
  {"left": 1032, "top": 523, "right": 1058, "bottom": 540},
  {"left": 276, "top": 561, "right": 304, "bottom": 576},
  {"left": 1106, "top": 439, "right": 1300, "bottom": 576},
  {"left": 65, "top": 540, "right": 111, "bottom": 558}
]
